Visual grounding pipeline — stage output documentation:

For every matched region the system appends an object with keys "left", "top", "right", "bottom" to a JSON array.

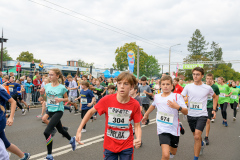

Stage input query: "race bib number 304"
[
  {"left": 108, "top": 107, "right": 132, "bottom": 129},
  {"left": 190, "top": 102, "right": 203, "bottom": 110},
  {"left": 157, "top": 112, "right": 174, "bottom": 125}
]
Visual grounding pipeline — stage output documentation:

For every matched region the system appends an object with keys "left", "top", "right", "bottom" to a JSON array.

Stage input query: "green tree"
[
  {"left": 183, "top": 29, "right": 210, "bottom": 80},
  {"left": 77, "top": 59, "right": 94, "bottom": 68},
  {"left": 0, "top": 47, "right": 13, "bottom": 61},
  {"left": 16, "top": 51, "right": 41, "bottom": 62},
  {"left": 212, "top": 64, "right": 240, "bottom": 81},
  {"left": 144, "top": 55, "right": 161, "bottom": 77},
  {"left": 113, "top": 42, "right": 149, "bottom": 76}
]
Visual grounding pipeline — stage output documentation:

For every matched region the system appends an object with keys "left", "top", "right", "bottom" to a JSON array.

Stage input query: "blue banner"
[{"left": 127, "top": 50, "right": 135, "bottom": 73}]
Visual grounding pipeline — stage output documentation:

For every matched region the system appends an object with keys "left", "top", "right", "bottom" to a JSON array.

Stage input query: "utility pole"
[
  {"left": 137, "top": 46, "right": 139, "bottom": 79},
  {"left": 0, "top": 29, "right": 8, "bottom": 71},
  {"left": 169, "top": 43, "right": 181, "bottom": 76}
]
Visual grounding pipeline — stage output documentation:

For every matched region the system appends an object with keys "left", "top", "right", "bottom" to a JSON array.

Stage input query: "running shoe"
[
  {"left": 51, "top": 128, "right": 57, "bottom": 137},
  {"left": 44, "top": 155, "right": 54, "bottom": 160},
  {"left": 233, "top": 117, "right": 236, "bottom": 121},
  {"left": 69, "top": 137, "right": 76, "bottom": 151},
  {"left": 69, "top": 106, "right": 73, "bottom": 113},
  {"left": 20, "top": 153, "right": 31, "bottom": 160},
  {"left": 81, "top": 129, "right": 86, "bottom": 133},
  {"left": 22, "top": 110, "right": 27, "bottom": 116},
  {"left": 170, "top": 152, "right": 174, "bottom": 158},
  {"left": 179, "top": 122, "right": 185, "bottom": 135},
  {"left": 211, "top": 119, "right": 215, "bottom": 123},
  {"left": 93, "top": 116, "right": 97, "bottom": 120},
  {"left": 27, "top": 106, "right": 30, "bottom": 112},
  {"left": 199, "top": 141, "right": 205, "bottom": 156},
  {"left": 6, "top": 110, "right": 10, "bottom": 113},
  {"left": 90, "top": 119, "right": 93, "bottom": 122},
  {"left": 237, "top": 107, "right": 239, "bottom": 112},
  {"left": 74, "top": 110, "right": 79, "bottom": 114},
  {"left": 224, "top": 121, "right": 228, "bottom": 127},
  {"left": 204, "top": 137, "right": 209, "bottom": 145},
  {"left": 222, "top": 120, "right": 225, "bottom": 125},
  {"left": 36, "top": 115, "right": 43, "bottom": 119}
]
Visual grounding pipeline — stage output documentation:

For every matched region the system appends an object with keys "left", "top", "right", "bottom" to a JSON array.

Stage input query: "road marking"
[{"left": 30, "top": 118, "right": 156, "bottom": 159}]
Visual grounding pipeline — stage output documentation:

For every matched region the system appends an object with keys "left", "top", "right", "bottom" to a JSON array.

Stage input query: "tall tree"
[
  {"left": 113, "top": 42, "right": 148, "bottom": 76},
  {"left": 0, "top": 47, "right": 13, "bottom": 61},
  {"left": 144, "top": 55, "right": 161, "bottom": 77},
  {"left": 183, "top": 29, "right": 210, "bottom": 80},
  {"left": 77, "top": 59, "right": 94, "bottom": 68},
  {"left": 16, "top": 51, "right": 41, "bottom": 62}
]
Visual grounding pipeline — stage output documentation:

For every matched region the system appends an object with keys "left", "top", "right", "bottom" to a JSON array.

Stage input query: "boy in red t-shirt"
[
  {"left": 76, "top": 72, "right": 142, "bottom": 160},
  {"left": 173, "top": 78, "right": 183, "bottom": 94}
]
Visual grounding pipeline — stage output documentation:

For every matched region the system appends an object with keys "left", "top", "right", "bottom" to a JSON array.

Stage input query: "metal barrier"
[{"left": 21, "top": 84, "right": 41, "bottom": 106}]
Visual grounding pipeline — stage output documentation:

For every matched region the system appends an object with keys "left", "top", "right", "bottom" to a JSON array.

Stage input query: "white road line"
[{"left": 30, "top": 118, "right": 156, "bottom": 159}]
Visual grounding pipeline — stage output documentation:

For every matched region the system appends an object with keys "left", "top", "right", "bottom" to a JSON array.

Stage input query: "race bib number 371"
[
  {"left": 108, "top": 107, "right": 132, "bottom": 129},
  {"left": 47, "top": 96, "right": 59, "bottom": 107}
]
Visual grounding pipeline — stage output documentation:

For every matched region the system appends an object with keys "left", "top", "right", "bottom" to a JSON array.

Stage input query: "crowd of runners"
[{"left": 0, "top": 67, "right": 240, "bottom": 160}]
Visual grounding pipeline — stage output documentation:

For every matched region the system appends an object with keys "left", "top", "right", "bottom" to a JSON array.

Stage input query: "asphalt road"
[{"left": 5, "top": 106, "right": 240, "bottom": 160}]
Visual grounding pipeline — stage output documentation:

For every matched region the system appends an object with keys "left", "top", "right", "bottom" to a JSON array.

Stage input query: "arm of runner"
[
  {"left": 55, "top": 92, "right": 68, "bottom": 103},
  {"left": 226, "top": 92, "right": 232, "bottom": 97},
  {"left": 39, "top": 87, "right": 47, "bottom": 101},
  {"left": 102, "top": 88, "right": 107, "bottom": 95},
  {"left": 212, "top": 93, "right": 218, "bottom": 119},
  {"left": 142, "top": 105, "right": 155, "bottom": 124},
  {"left": 87, "top": 97, "right": 96, "bottom": 107},
  {"left": 133, "top": 122, "right": 142, "bottom": 149},
  {"left": 75, "top": 96, "right": 81, "bottom": 101},
  {"left": 76, "top": 107, "right": 97, "bottom": 144},
  {"left": 7, "top": 97, "right": 16, "bottom": 126},
  {"left": 167, "top": 99, "right": 188, "bottom": 115}
]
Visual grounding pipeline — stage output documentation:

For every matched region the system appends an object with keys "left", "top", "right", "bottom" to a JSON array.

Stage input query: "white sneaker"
[
  {"left": 233, "top": 117, "right": 236, "bottom": 121},
  {"left": 81, "top": 129, "right": 86, "bottom": 133},
  {"left": 170, "top": 152, "right": 174, "bottom": 158},
  {"left": 36, "top": 114, "right": 43, "bottom": 119},
  {"left": 200, "top": 141, "right": 206, "bottom": 156},
  {"left": 22, "top": 110, "right": 27, "bottom": 116},
  {"left": 211, "top": 119, "right": 215, "bottom": 123}
]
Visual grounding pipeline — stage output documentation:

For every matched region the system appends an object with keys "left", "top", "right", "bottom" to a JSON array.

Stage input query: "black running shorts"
[
  {"left": 207, "top": 108, "right": 213, "bottom": 120},
  {"left": 187, "top": 116, "right": 208, "bottom": 132},
  {"left": 158, "top": 133, "right": 179, "bottom": 148},
  {"left": 142, "top": 104, "right": 149, "bottom": 111}
]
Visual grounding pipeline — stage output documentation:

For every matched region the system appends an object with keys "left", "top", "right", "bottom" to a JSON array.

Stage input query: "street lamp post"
[
  {"left": 169, "top": 43, "right": 180, "bottom": 75},
  {"left": 0, "top": 29, "right": 8, "bottom": 71}
]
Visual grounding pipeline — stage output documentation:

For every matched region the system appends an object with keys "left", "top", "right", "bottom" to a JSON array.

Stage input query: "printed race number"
[
  {"left": 47, "top": 96, "right": 59, "bottom": 107},
  {"left": 190, "top": 102, "right": 202, "bottom": 110},
  {"left": 157, "top": 112, "right": 174, "bottom": 125},
  {"left": 108, "top": 107, "right": 131, "bottom": 129},
  {"left": 81, "top": 98, "right": 87, "bottom": 104}
]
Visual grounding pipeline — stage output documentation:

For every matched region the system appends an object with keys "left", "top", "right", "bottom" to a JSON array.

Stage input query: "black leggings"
[
  {"left": 220, "top": 102, "right": 228, "bottom": 120},
  {"left": 230, "top": 102, "right": 238, "bottom": 117},
  {"left": 44, "top": 111, "right": 71, "bottom": 155},
  {"left": 11, "top": 94, "right": 23, "bottom": 110},
  {"left": 81, "top": 109, "right": 93, "bottom": 129}
]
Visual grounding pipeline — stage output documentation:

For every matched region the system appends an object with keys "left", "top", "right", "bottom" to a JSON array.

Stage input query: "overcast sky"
[{"left": 1, "top": 0, "right": 240, "bottom": 73}]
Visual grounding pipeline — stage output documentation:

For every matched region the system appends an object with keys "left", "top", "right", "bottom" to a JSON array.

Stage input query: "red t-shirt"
[
  {"left": 173, "top": 84, "right": 183, "bottom": 94},
  {"left": 94, "top": 93, "right": 142, "bottom": 153}
]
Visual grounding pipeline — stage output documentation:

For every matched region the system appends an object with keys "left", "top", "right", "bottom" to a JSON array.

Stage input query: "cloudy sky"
[{"left": 1, "top": 0, "right": 240, "bottom": 73}]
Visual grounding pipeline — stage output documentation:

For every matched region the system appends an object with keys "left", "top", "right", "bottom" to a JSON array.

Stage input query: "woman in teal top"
[
  {"left": 217, "top": 77, "right": 230, "bottom": 127},
  {"left": 39, "top": 68, "right": 76, "bottom": 160},
  {"left": 229, "top": 81, "right": 240, "bottom": 121}
]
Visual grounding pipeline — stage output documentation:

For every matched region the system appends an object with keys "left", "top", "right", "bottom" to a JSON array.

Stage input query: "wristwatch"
[
  {"left": 178, "top": 106, "right": 182, "bottom": 111},
  {"left": 213, "top": 109, "right": 217, "bottom": 112}
]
